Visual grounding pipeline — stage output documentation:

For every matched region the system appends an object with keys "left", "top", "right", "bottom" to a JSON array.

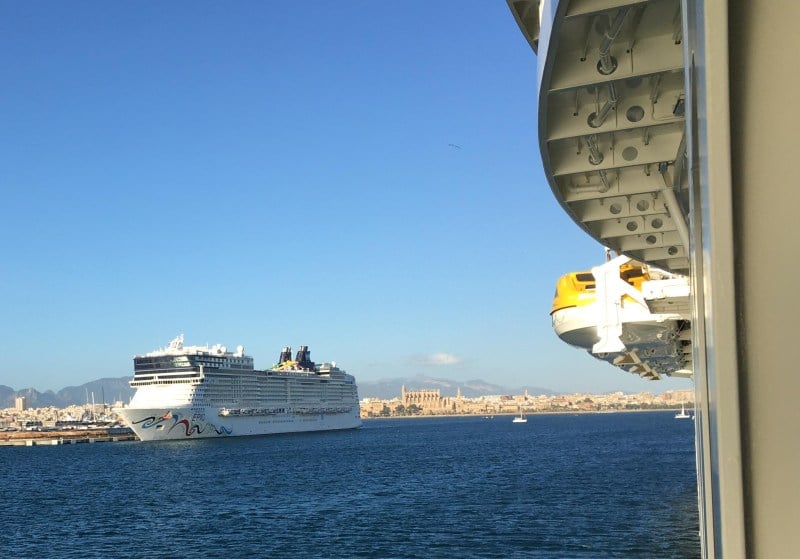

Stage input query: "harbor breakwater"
[{"left": 0, "top": 428, "right": 136, "bottom": 446}]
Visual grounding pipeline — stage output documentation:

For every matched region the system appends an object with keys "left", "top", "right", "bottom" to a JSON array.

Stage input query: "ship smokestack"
[
  {"left": 279, "top": 346, "right": 292, "bottom": 364},
  {"left": 295, "top": 346, "right": 315, "bottom": 370}
]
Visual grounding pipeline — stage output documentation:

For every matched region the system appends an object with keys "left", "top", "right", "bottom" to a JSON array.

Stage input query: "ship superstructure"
[
  {"left": 507, "top": 0, "right": 800, "bottom": 556},
  {"left": 116, "top": 336, "right": 361, "bottom": 441},
  {"left": 506, "top": 0, "right": 696, "bottom": 380}
]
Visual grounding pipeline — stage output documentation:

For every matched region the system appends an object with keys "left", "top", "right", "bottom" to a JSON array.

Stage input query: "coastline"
[{"left": 362, "top": 407, "right": 684, "bottom": 421}]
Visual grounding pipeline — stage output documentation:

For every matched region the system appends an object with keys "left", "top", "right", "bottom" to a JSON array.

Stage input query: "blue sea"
[{"left": 1, "top": 412, "right": 699, "bottom": 558}]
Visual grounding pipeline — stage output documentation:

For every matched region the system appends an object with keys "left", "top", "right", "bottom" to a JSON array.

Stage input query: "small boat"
[
  {"left": 675, "top": 404, "right": 691, "bottom": 419},
  {"left": 512, "top": 412, "right": 527, "bottom": 423}
]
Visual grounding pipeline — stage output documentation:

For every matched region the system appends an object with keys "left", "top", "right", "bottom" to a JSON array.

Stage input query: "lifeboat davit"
[{"left": 551, "top": 254, "right": 692, "bottom": 380}]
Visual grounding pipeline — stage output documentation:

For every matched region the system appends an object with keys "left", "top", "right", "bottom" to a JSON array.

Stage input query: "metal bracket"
[{"left": 591, "top": 254, "right": 649, "bottom": 354}]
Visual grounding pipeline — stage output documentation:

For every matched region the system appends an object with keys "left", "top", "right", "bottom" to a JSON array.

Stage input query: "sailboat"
[
  {"left": 512, "top": 410, "right": 527, "bottom": 423},
  {"left": 675, "top": 404, "right": 691, "bottom": 419}
]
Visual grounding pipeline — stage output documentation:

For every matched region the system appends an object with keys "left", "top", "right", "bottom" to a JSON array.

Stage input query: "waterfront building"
[
  {"left": 401, "top": 385, "right": 457, "bottom": 413},
  {"left": 359, "top": 387, "right": 694, "bottom": 418}
]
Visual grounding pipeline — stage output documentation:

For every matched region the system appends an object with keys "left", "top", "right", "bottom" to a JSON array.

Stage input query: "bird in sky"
[{"left": 448, "top": 143, "right": 463, "bottom": 150}]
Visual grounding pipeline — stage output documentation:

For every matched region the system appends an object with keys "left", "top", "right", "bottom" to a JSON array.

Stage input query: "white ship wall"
[{"left": 120, "top": 406, "right": 362, "bottom": 441}]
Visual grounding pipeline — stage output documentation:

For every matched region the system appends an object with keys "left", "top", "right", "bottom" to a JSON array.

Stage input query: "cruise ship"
[
  {"left": 115, "top": 336, "right": 361, "bottom": 441},
  {"left": 507, "top": 0, "right": 800, "bottom": 556}
]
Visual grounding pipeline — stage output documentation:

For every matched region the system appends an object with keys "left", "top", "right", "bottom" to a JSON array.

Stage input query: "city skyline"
[{"left": 0, "top": 2, "right": 693, "bottom": 395}]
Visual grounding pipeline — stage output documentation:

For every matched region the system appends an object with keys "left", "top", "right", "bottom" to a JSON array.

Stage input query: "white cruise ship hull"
[{"left": 117, "top": 406, "right": 362, "bottom": 442}]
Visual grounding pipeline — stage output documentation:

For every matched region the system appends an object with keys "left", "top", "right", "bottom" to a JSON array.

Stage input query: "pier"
[{"left": 0, "top": 428, "right": 137, "bottom": 447}]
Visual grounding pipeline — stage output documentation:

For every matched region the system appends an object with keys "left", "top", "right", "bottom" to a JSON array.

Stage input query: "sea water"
[{"left": 0, "top": 412, "right": 699, "bottom": 558}]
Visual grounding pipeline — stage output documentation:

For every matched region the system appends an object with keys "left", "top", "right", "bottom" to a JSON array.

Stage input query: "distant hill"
[
  {"left": 1, "top": 374, "right": 554, "bottom": 408},
  {"left": 0, "top": 377, "right": 134, "bottom": 409},
  {"left": 357, "top": 375, "right": 556, "bottom": 400}
]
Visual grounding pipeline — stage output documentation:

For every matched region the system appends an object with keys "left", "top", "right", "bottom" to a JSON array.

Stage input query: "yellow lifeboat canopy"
[
  {"left": 551, "top": 271, "right": 596, "bottom": 314},
  {"left": 551, "top": 264, "right": 649, "bottom": 315}
]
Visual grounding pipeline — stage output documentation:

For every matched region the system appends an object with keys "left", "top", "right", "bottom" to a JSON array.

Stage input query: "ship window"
[{"left": 575, "top": 273, "right": 594, "bottom": 283}]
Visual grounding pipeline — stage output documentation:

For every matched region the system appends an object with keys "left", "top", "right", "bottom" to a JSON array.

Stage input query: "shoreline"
[{"left": 362, "top": 407, "right": 688, "bottom": 420}]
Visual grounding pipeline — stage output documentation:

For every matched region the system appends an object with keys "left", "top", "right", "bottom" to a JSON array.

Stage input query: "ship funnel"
[
  {"left": 295, "top": 346, "right": 315, "bottom": 370},
  {"left": 279, "top": 346, "right": 292, "bottom": 364}
]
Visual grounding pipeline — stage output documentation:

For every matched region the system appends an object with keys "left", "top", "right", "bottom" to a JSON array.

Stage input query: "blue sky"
[{"left": 0, "top": 1, "right": 692, "bottom": 395}]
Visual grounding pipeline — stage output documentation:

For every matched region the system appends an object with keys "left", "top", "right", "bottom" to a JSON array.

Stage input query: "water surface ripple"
[{"left": 1, "top": 412, "right": 699, "bottom": 558}]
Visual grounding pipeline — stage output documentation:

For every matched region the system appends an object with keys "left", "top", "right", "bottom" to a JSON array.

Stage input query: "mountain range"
[
  {"left": 1, "top": 377, "right": 135, "bottom": 409},
  {"left": 0, "top": 375, "right": 555, "bottom": 408}
]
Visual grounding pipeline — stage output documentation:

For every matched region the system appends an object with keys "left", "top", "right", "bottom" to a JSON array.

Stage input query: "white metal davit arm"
[{"left": 591, "top": 254, "right": 648, "bottom": 354}]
